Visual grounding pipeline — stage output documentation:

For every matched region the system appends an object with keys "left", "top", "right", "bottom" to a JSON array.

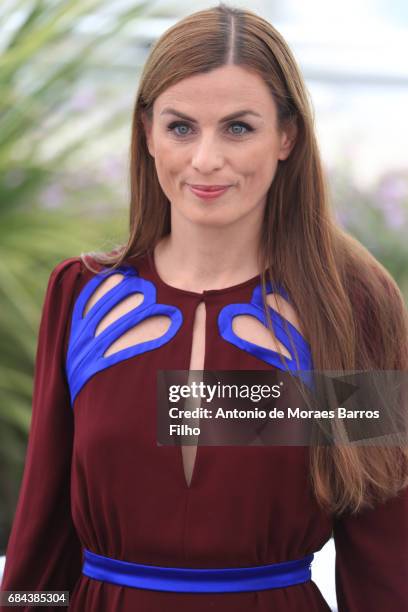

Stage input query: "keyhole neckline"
[{"left": 146, "top": 249, "right": 266, "bottom": 298}]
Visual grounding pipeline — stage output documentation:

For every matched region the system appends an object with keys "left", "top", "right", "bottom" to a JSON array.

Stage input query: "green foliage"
[
  {"left": 0, "top": 0, "right": 149, "bottom": 552},
  {"left": 329, "top": 165, "right": 408, "bottom": 301}
]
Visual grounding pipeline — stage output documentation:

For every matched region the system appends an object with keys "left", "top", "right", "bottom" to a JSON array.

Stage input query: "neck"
[{"left": 153, "top": 227, "right": 263, "bottom": 293}]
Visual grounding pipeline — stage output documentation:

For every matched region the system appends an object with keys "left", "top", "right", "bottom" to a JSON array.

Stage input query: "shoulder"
[
  {"left": 36, "top": 258, "right": 83, "bottom": 326},
  {"left": 347, "top": 255, "right": 406, "bottom": 323},
  {"left": 42, "top": 256, "right": 107, "bottom": 317},
  {"left": 339, "top": 233, "right": 405, "bottom": 314},
  {"left": 41, "top": 256, "right": 110, "bottom": 358},
  {"left": 46, "top": 255, "right": 136, "bottom": 320},
  {"left": 46, "top": 255, "right": 109, "bottom": 293},
  {"left": 48, "top": 256, "right": 83, "bottom": 283},
  {"left": 344, "top": 248, "right": 408, "bottom": 369}
]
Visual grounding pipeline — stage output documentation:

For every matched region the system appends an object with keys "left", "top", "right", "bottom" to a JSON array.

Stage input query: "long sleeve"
[
  {"left": 0, "top": 258, "right": 84, "bottom": 610},
  {"left": 333, "top": 483, "right": 408, "bottom": 611}
]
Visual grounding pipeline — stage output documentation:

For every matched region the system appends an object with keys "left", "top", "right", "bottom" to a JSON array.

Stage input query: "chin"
[{"left": 185, "top": 209, "right": 243, "bottom": 228}]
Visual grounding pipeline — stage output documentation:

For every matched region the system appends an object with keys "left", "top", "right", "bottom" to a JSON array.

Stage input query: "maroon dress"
[{"left": 1, "top": 251, "right": 407, "bottom": 611}]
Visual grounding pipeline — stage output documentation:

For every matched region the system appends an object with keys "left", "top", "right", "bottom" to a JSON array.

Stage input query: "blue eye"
[
  {"left": 229, "top": 123, "right": 251, "bottom": 136},
  {"left": 166, "top": 121, "right": 254, "bottom": 138},
  {"left": 169, "top": 123, "right": 190, "bottom": 137}
]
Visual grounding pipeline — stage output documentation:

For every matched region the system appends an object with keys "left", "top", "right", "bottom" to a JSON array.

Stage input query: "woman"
[{"left": 1, "top": 3, "right": 407, "bottom": 611}]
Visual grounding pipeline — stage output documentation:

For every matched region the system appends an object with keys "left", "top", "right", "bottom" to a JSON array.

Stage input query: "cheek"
[
  {"left": 241, "top": 150, "right": 279, "bottom": 188},
  {"left": 154, "top": 142, "right": 186, "bottom": 176},
  {"left": 236, "top": 136, "right": 280, "bottom": 171}
]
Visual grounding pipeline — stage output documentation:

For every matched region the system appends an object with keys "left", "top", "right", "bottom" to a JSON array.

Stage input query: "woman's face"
[{"left": 142, "top": 64, "right": 296, "bottom": 228}]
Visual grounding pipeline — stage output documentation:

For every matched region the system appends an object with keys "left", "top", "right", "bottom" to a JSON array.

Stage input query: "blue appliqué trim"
[
  {"left": 218, "top": 281, "right": 314, "bottom": 390},
  {"left": 65, "top": 265, "right": 183, "bottom": 408}
]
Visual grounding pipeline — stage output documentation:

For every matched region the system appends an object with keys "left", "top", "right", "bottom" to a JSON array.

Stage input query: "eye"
[
  {"left": 166, "top": 121, "right": 254, "bottom": 138},
  {"left": 167, "top": 122, "right": 191, "bottom": 137},
  {"left": 228, "top": 122, "right": 252, "bottom": 136}
]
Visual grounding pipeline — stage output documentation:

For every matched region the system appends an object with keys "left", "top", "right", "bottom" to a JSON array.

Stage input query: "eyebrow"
[{"left": 159, "top": 107, "right": 262, "bottom": 122}]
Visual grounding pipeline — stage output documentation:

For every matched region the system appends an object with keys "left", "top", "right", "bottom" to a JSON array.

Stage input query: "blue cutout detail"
[
  {"left": 65, "top": 265, "right": 183, "bottom": 408},
  {"left": 218, "top": 281, "right": 315, "bottom": 390}
]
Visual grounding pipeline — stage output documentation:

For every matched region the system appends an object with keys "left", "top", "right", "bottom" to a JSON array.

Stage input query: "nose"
[{"left": 191, "top": 134, "right": 224, "bottom": 173}]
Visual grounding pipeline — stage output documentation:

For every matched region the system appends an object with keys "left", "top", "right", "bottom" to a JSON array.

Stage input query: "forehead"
[{"left": 154, "top": 65, "right": 275, "bottom": 117}]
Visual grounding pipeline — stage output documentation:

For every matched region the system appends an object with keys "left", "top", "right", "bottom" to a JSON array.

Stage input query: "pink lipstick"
[{"left": 188, "top": 185, "right": 230, "bottom": 200}]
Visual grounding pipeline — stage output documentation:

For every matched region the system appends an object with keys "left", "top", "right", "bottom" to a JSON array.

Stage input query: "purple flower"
[
  {"left": 382, "top": 200, "right": 406, "bottom": 229},
  {"left": 99, "top": 156, "right": 124, "bottom": 181},
  {"left": 376, "top": 176, "right": 407, "bottom": 208},
  {"left": 70, "top": 89, "right": 96, "bottom": 112},
  {"left": 335, "top": 208, "right": 350, "bottom": 229},
  {"left": 42, "top": 183, "right": 65, "bottom": 208}
]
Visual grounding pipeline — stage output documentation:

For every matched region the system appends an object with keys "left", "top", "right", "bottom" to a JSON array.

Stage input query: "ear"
[
  {"left": 141, "top": 111, "right": 155, "bottom": 158},
  {"left": 278, "top": 118, "right": 297, "bottom": 161}
]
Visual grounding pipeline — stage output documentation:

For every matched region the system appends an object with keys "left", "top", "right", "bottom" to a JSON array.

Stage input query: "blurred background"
[{"left": 1, "top": 1, "right": 407, "bottom": 609}]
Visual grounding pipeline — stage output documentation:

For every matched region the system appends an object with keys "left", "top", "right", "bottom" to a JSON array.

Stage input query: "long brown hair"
[{"left": 81, "top": 2, "right": 408, "bottom": 516}]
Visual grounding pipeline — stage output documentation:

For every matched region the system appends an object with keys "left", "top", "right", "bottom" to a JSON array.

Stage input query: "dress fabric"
[{"left": 1, "top": 251, "right": 407, "bottom": 612}]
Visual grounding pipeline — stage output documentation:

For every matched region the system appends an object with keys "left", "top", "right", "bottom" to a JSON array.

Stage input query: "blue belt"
[{"left": 82, "top": 548, "right": 314, "bottom": 593}]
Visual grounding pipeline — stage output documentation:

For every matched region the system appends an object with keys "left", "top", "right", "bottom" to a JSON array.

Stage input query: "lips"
[
  {"left": 188, "top": 185, "right": 230, "bottom": 200},
  {"left": 189, "top": 184, "right": 231, "bottom": 191}
]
